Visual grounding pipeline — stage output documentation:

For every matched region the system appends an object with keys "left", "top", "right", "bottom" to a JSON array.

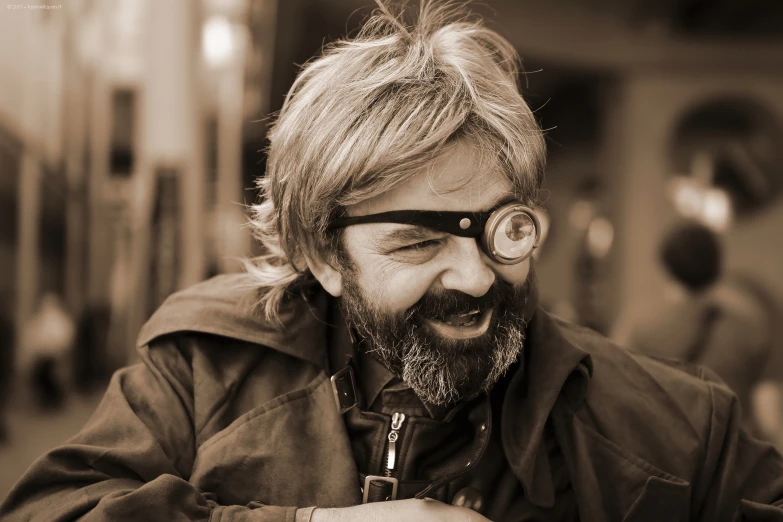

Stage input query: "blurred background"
[{"left": 1, "top": 0, "right": 783, "bottom": 499}]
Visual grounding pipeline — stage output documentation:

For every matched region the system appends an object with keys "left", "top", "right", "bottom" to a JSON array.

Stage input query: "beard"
[{"left": 339, "top": 271, "right": 531, "bottom": 407}]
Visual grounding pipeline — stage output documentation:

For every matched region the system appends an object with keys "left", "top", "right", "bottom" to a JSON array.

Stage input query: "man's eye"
[{"left": 395, "top": 239, "right": 440, "bottom": 252}]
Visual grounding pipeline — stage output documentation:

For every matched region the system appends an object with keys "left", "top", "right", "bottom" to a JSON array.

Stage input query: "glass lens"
[{"left": 493, "top": 212, "right": 536, "bottom": 259}]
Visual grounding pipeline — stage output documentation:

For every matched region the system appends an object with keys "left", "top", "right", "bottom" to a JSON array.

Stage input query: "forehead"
[{"left": 348, "top": 139, "right": 513, "bottom": 216}]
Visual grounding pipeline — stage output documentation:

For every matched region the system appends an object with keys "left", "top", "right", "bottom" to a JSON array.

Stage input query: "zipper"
[{"left": 384, "top": 412, "right": 406, "bottom": 477}]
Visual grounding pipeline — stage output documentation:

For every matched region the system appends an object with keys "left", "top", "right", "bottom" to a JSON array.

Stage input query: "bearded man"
[{"left": 3, "top": 2, "right": 783, "bottom": 521}]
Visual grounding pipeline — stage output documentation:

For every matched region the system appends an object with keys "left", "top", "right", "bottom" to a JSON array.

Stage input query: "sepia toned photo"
[{"left": 1, "top": 0, "right": 783, "bottom": 520}]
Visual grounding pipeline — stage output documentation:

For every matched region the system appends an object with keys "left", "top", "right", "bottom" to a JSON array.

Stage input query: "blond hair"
[{"left": 245, "top": 0, "right": 546, "bottom": 320}]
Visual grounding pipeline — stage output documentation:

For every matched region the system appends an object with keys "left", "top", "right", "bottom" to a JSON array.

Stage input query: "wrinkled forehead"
[{"left": 348, "top": 139, "right": 514, "bottom": 217}]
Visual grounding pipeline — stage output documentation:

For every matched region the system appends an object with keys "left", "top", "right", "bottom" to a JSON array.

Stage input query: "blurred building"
[
  {"left": 1, "top": 0, "right": 277, "bottom": 380},
  {"left": 1, "top": 0, "right": 782, "bottom": 382}
]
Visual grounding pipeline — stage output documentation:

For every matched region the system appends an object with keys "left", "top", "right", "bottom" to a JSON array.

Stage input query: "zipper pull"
[{"left": 386, "top": 412, "right": 406, "bottom": 475}]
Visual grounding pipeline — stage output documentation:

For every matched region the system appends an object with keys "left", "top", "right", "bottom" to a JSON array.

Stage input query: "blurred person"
[
  {"left": 17, "top": 293, "right": 76, "bottom": 411},
  {"left": 614, "top": 221, "right": 775, "bottom": 435},
  {"left": 571, "top": 178, "right": 615, "bottom": 335},
  {"left": 0, "top": 314, "right": 12, "bottom": 444},
  {"left": 756, "top": 380, "right": 783, "bottom": 453},
  {"left": 3, "top": 2, "right": 783, "bottom": 521},
  {"left": 71, "top": 305, "right": 112, "bottom": 393}
]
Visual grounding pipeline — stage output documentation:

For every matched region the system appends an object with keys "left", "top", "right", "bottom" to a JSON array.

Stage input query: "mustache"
[{"left": 408, "top": 278, "right": 527, "bottom": 321}]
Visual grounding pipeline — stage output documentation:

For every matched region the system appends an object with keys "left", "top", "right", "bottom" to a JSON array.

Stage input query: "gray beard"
[
  {"left": 340, "top": 277, "right": 529, "bottom": 406},
  {"left": 392, "top": 321, "right": 524, "bottom": 406}
]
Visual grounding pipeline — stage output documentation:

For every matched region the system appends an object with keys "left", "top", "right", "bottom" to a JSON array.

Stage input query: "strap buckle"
[
  {"left": 330, "top": 365, "right": 358, "bottom": 414},
  {"left": 362, "top": 475, "right": 398, "bottom": 503}
]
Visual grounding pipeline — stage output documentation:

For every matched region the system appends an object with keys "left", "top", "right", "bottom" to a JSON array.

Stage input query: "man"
[{"left": 3, "top": 2, "right": 783, "bottom": 521}]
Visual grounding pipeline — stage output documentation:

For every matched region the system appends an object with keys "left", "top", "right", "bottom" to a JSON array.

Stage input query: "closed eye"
[{"left": 395, "top": 239, "right": 441, "bottom": 252}]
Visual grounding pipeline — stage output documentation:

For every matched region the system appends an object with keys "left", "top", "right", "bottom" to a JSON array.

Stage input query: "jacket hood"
[{"left": 137, "top": 273, "right": 332, "bottom": 370}]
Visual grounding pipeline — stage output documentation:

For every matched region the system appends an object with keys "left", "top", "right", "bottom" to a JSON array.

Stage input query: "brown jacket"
[{"left": 2, "top": 274, "right": 783, "bottom": 521}]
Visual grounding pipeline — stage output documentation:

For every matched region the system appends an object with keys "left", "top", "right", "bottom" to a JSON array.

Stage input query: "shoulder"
[
  {"left": 559, "top": 315, "right": 731, "bottom": 420},
  {"left": 710, "top": 282, "right": 774, "bottom": 348},
  {"left": 135, "top": 275, "right": 333, "bottom": 442},
  {"left": 555, "top": 317, "right": 736, "bottom": 476},
  {"left": 137, "top": 274, "right": 331, "bottom": 370}
]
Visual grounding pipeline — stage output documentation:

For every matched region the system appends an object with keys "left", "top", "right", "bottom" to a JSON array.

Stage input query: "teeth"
[{"left": 442, "top": 310, "right": 481, "bottom": 327}]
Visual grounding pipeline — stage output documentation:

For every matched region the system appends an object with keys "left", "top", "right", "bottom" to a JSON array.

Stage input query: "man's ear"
[{"left": 304, "top": 252, "right": 343, "bottom": 297}]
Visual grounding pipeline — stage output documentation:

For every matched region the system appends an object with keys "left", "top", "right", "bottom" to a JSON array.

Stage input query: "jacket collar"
[
  {"left": 501, "top": 309, "right": 593, "bottom": 508},
  {"left": 332, "top": 315, "right": 455, "bottom": 420},
  {"left": 328, "top": 267, "right": 593, "bottom": 507},
  {"left": 137, "top": 274, "right": 332, "bottom": 370}
]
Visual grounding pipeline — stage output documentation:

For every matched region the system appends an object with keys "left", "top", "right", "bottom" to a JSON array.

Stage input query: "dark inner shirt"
[{"left": 342, "top": 349, "right": 579, "bottom": 521}]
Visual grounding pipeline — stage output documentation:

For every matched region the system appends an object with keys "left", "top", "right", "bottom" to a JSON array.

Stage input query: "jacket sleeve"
[
  {"left": 693, "top": 373, "right": 783, "bottom": 521},
  {"left": 0, "top": 338, "right": 316, "bottom": 522}
]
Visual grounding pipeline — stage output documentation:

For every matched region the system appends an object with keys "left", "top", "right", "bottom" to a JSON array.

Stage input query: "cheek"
[
  {"left": 343, "top": 228, "right": 438, "bottom": 313},
  {"left": 493, "top": 258, "right": 531, "bottom": 285},
  {"left": 354, "top": 257, "right": 437, "bottom": 313}
]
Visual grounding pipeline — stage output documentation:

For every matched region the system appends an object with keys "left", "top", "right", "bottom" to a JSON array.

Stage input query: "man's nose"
[{"left": 438, "top": 237, "right": 496, "bottom": 298}]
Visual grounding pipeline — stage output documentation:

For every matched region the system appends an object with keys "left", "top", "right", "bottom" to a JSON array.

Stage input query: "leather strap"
[{"left": 328, "top": 209, "right": 490, "bottom": 237}]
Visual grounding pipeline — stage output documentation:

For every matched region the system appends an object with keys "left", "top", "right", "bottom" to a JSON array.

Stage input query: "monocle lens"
[
  {"left": 481, "top": 203, "right": 540, "bottom": 264},
  {"left": 505, "top": 213, "right": 533, "bottom": 242},
  {"left": 494, "top": 212, "right": 535, "bottom": 259}
]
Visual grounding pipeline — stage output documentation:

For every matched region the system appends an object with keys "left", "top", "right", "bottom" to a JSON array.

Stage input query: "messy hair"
[{"left": 245, "top": 0, "right": 546, "bottom": 320}]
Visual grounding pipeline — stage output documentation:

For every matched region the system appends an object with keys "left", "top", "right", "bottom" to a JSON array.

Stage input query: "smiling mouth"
[
  {"left": 442, "top": 309, "right": 481, "bottom": 326},
  {"left": 425, "top": 309, "right": 493, "bottom": 339}
]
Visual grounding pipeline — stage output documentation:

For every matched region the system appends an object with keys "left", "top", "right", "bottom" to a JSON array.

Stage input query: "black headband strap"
[{"left": 328, "top": 209, "right": 492, "bottom": 237}]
